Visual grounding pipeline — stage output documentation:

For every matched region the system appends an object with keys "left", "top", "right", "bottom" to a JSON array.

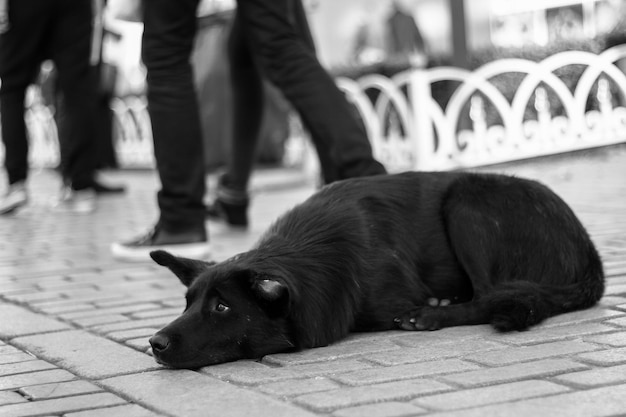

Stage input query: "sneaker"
[
  {"left": 52, "top": 186, "right": 96, "bottom": 213},
  {"left": 111, "top": 225, "right": 210, "bottom": 262},
  {"left": 0, "top": 181, "right": 28, "bottom": 215},
  {"left": 90, "top": 179, "right": 126, "bottom": 195},
  {"left": 206, "top": 176, "right": 249, "bottom": 227}
]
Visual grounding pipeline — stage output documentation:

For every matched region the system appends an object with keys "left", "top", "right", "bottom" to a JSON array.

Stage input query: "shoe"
[
  {"left": 52, "top": 186, "right": 96, "bottom": 214},
  {"left": 111, "top": 225, "right": 210, "bottom": 262},
  {"left": 206, "top": 176, "right": 249, "bottom": 227},
  {"left": 0, "top": 181, "right": 28, "bottom": 215},
  {"left": 90, "top": 179, "right": 126, "bottom": 194}
]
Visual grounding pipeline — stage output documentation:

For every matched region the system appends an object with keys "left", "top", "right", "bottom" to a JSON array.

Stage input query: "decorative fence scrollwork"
[{"left": 333, "top": 44, "right": 626, "bottom": 173}]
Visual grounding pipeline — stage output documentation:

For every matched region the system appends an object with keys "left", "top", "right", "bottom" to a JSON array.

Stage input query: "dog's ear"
[
  {"left": 150, "top": 250, "right": 215, "bottom": 287},
  {"left": 250, "top": 276, "right": 290, "bottom": 317}
]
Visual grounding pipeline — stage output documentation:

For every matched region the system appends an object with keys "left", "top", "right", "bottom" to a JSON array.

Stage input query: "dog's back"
[{"left": 257, "top": 171, "right": 604, "bottom": 337}]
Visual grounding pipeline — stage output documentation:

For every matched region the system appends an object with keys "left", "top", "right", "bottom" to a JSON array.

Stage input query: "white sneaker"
[
  {"left": 111, "top": 226, "right": 211, "bottom": 262},
  {"left": 0, "top": 181, "right": 28, "bottom": 215},
  {"left": 52, "top": 186, "right": 96, "bottom": 213}
]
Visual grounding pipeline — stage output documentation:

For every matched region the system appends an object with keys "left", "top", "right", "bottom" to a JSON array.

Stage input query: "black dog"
[{"left": 148, "top": 172, "right": 604, "bottom": 368}]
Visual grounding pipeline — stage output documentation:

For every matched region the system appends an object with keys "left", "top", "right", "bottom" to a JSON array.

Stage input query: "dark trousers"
[
  {"left": 142, "top": 0, "right": 206, "bottom": 232},
  {"left": 226, "top": 0, "right": 386, "bottom": 188},
  {"left": 0, "top": 0, "right": 97, "bottom": 189}
]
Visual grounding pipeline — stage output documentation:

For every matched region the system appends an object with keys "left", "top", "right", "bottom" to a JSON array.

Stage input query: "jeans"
[
  {"left": 226, "top": 0, "right": 386, "bottom": 188},
  {"left": 0, "top": 0, "right": 97, "bottom": 189},
  {"left": 142, "top": 0, "right": 206, "bottom": 233}
]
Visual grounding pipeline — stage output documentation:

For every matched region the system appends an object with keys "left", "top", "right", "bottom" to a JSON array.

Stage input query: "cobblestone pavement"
[{"left": 1, "top": 146, "right": 626, "bottom": 417}]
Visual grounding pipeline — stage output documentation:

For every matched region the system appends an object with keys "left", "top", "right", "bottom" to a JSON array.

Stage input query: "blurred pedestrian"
[
  {"left": 207, "top": 0, "right": 387, "bottom": 227},
  {"left": 0, "top": 0, "right": 124, "bottom": 215},
  {"left": 385, "top": 0, "right": 428, "bottom": 68},
  {"left": 111, "top": 0, "right": 386, "bottom": 261},
  {"left": 111, "top": 0, "right": 210, "bottom": 261}
]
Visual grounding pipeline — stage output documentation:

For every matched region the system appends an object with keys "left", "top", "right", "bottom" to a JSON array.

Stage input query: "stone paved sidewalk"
[{"left": 1, "top": 146, "right": 626, "bottom": 417}]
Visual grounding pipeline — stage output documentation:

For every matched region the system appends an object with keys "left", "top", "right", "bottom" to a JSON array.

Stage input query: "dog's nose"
[{"left": 149, "top": 334, "right": 171, "bottom": 353}]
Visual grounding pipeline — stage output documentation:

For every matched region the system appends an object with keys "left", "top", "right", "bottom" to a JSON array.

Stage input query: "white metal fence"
[{"left": 3, "top": 46, "right": 626, "bottom": 173}]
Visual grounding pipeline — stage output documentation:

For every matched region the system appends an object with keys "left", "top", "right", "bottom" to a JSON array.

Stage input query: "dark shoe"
[
  {"left": 90, "top": 179, "right": 126, "bottom": 194},
  {"left": 206, "top": 175, "right": 249, "bottom": 228},
  {"left": 206, "top": 198, "right": 249, "bottom": 228},
  {"left": 111, "top": 225, "right": 210, "bottom": 262}
]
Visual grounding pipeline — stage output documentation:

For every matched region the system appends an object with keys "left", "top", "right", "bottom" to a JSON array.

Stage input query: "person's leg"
[
  {"left": 224, "top": 10, "right": 264, "bottom": 193},
  {"left": 236, "top": 0, "right": 386, "bottom": 182},
  {"left": 112, "top": 0, "right": 209, "bottom": 261},
  {"left": 0, "top": 0, "right": 50, "bottom": 186},
  {"left": 205, "top": 11, "right": 260, "bottom": 227},
  {"left": 0, "top": 0, "right": 50, "bottom": 214},
  {"left": 142, "top": 0, "right": 205, "bottom": 234},
  {"left": 50, "top": 0, "right": 98, "bottom": 192}
]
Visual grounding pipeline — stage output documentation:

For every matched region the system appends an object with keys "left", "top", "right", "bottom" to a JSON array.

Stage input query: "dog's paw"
[{"left": 394, "top": 306, "right": 444, "bottom": 331}]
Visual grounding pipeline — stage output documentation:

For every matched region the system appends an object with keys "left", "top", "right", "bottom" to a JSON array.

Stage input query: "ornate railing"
[
  {"left": 3, "top": 47, "right": 626, "bottom": 172},
  {"left": 333, "top": 44, "right": 626, "bottom": 172}
]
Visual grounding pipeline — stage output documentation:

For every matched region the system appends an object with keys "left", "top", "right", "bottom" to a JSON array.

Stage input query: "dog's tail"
[{"left": 484, "top": 260, "right": 605, "bottom": 332}]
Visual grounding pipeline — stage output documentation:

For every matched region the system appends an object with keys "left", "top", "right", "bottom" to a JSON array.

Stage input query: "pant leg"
[
  {"left": 0, "top": 0, "right": 51, "bottom": 185},
  {"left": 224, "top": 10, "right": 264, "bottom": 192},
  {"left": 236, "top": 0, "right": 386, "bottom": 183},
  {"left": 142, "top": 0, "right": 206, "bottom": 232},
  {"left": 50, "top": 0, "right": 98, "bottom": 190}
]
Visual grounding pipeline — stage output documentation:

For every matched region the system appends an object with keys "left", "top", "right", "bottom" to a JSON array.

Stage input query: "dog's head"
[{"left": 148, "top": 250, "right": 294, "bottom": 369}]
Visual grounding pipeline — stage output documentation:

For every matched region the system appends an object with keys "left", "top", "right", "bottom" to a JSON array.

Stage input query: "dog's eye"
[{"left": 215, "top": 303, "right": 230, "bottom": 313}]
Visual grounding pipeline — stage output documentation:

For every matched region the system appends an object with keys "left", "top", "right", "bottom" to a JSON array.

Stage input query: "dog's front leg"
[{"left": 394, "top": 300, "right": 490, "bottom": 331}]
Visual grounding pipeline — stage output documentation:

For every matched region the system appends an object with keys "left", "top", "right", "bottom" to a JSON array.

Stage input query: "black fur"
[{"left": 148, "top": 172, "right": 604, "bottom": 368}]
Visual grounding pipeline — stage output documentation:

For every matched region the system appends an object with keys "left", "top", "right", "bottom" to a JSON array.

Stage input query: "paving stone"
[
  {"left": 539, "top": 308, "right": 624, "bottom": 327},
  {"left": 130, "top": 307, "right": 183, "bottom": 319},
  {"left": 552, "top": 363, "right": 626, "bottom": 387},
  {"left": 0, "top": 359, "right": 57, "bottom": 376},
  {"left": 0, "top": 391, "right": 27, "bottom": 406},
  {"left": 413, "top": 380, "right": 570, "bottom": 411},
  {"left": 65, "top": 303, "right": 162, "bottom": 319},
  {"left": 333, "top": 359, "right": 480, "bottom": 386},
  {"left": 204, "top": 358, "right": 373, "bottom": 386},
  {"left": 37, "top": 303, "right": 94, "bottom": 315},
  {"left": 107, "top": 327, "right": 158, "bottom": 342},
  {"left": 12, "top": 330, "right": 161, "bottom": 379},
  {"left": 71, "top": 314, "right": 130, "bottom": 327},
  {"left": 465, "top": 340, "right": 599, "bottom": 366},
  {"left": 0, "top": 352, "right": 36, "bottom": 365},
  {"left": 101, "top": 370, "right": 317, "bottom": 417},
  {"left": 294, "top": 380, "right": 452, "bottom": 412},
  {"left": 604, "top": 316, "right": 626, "bottom": 327},
  {"left": 258, "top": 377, "right": 340, "bottom": 397},
  {"left": 428, "top": 383, "right": 626, "bottom": 417},
  {"left": 491, "top": 323, "right": 615, "bottom": 345},
  {"left": 333, "top": 402, "right": 427, "bottom": 417},
  {"left": 604, "top": 284, "right": 626, "bottom": 296},
  {"left": 392, "top": 326, "right": 496, "bottom": 348},
  {"left": 263, "top": 339, "right": 400, "bottom": 366},
  {"left": 124, "top": 337, "right": 151, "bottom": 352},
  {"left": 365, "top": 339, "right": 505, "bottom": 366},
  {"left": 0, "top": 369, "right": 76, "bottom": 390},
  {"left": 19, "top": 380, "right": 103, "bottom": 400},
  {"left": 91, "top": 317, "right": 176, "bottom": 334},
  {"left": 0, "top": 345, "right": 19, "bottom": 354},
  {"left": 0, "top": 393, "right": 127, "bottom": 417},
  {"left": 576, "top": 347, "right": 626, "bottom": 365},
  {"left": 64, "top": 404, "right": 162, "bottom": 417},
  {"left": 585, "top": 331, "right": 626, "bottom": 347},
  {"left": 0, "top": 304, "right": 70, "bottom": 338},
  {"left": 439, "top": 359, "right": 588, "bottom": 387}
]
